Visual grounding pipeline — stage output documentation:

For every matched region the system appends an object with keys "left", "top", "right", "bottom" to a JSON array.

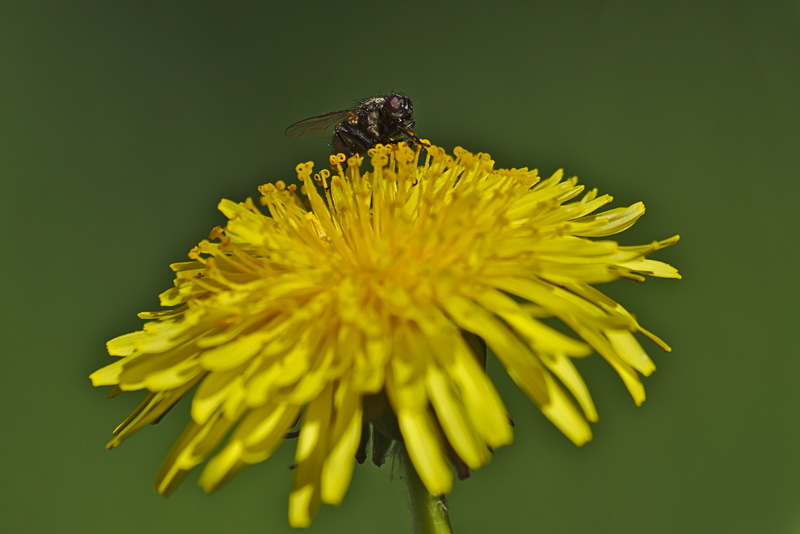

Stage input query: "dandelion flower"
[{"left": 90, "top": 143, "right": 680, "bottom": 527}]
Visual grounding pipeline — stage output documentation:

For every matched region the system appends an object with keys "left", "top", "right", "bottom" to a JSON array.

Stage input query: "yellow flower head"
[{"left": 91, "top": 143, "right": 680, "bottom": 527}]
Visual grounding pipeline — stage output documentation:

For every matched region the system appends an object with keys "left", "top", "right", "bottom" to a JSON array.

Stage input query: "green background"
[{"left": 2, "top": 1, "right": 798, "bottom": 533}]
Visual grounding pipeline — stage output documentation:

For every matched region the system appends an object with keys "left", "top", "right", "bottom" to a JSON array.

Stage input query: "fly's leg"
[{"left": 332, "top": 123, "right": 377, "bottom": 157}]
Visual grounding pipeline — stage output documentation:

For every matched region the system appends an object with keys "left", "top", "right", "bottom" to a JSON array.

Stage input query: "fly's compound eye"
[{"left": 386, "top": 95, "right": 402, "bottom": 111}]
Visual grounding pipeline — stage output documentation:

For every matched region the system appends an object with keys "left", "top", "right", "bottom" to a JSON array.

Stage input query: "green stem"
[{"left": 400, "top": 444, "right": 454, "bottom": 534}]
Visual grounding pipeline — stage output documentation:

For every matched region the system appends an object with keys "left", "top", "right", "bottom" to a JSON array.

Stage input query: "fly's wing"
[{"left": 284, "top": 110, "right": 356, "bottom": 139}]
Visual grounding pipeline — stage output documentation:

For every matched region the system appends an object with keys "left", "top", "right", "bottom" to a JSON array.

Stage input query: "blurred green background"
[{"left": 2, "top": 1, "right": 798, "bottom": 533}]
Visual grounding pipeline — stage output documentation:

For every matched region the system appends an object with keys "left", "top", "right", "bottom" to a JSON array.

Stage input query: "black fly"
[{"left": 285, "top": 94, "right": 422, "bottom": 157}]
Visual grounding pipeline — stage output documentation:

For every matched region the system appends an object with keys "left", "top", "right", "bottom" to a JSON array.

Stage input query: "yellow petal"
[
  {"left": 426, "top": 365, "right": 488, "bottom": 468},
  {"left": 321, "top": 382, "right": 362, "bottom": 505}
]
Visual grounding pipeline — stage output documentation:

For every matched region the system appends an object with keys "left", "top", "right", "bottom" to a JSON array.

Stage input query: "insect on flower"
[{"left": 284, "top": 93, "right": 424, "bottom": 156}]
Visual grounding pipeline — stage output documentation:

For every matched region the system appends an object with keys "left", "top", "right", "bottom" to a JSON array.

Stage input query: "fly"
[{"left": 285, "top": 94, "right": 422, "bottom": 157}]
